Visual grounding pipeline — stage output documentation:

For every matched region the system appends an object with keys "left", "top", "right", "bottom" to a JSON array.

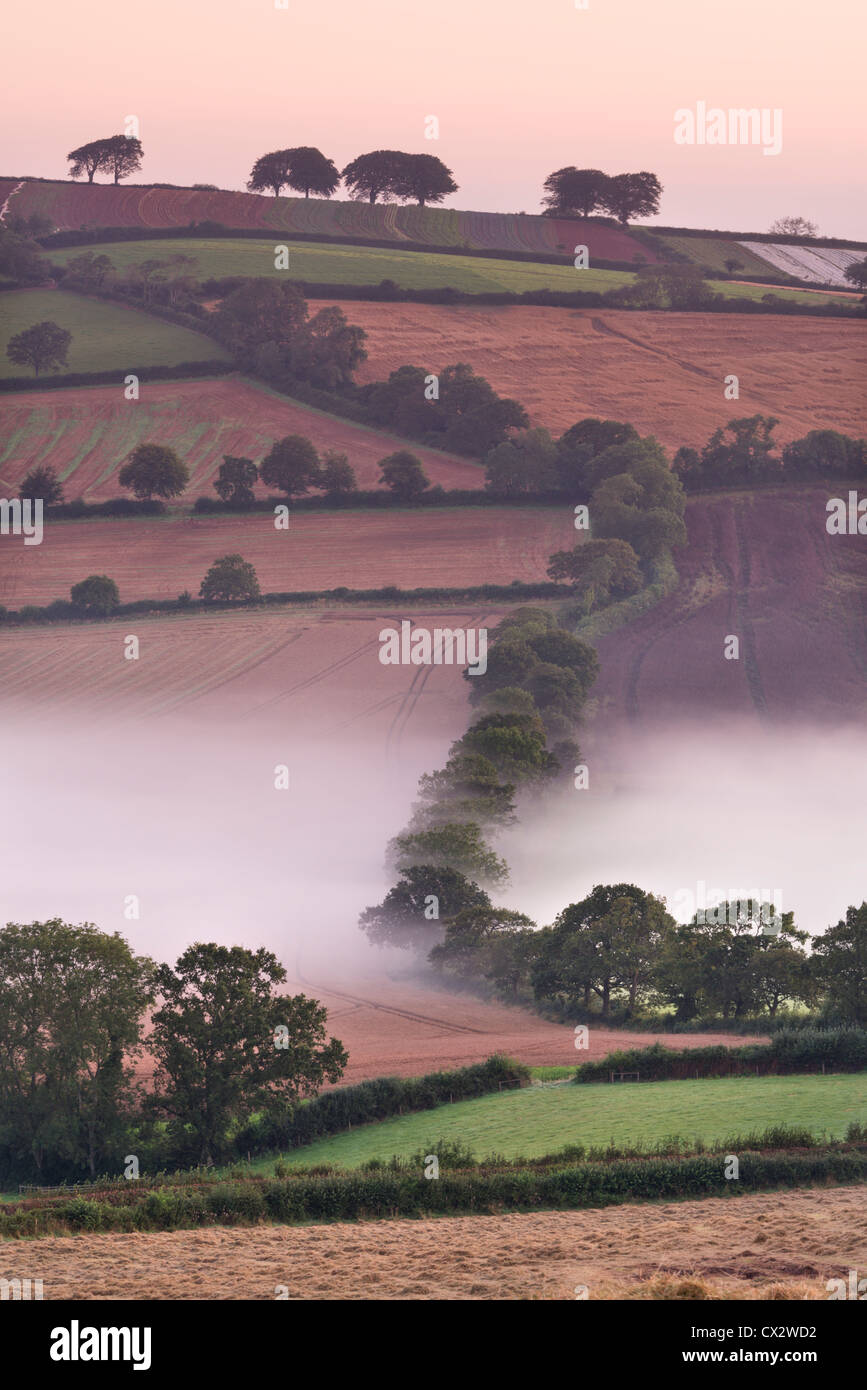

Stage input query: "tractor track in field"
[{"left": 293, "top": 962, "right": 489, "bottom": 1037}]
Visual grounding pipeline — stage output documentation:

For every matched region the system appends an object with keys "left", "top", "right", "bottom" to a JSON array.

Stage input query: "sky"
[{"left": 3, "top": 0, "right": 866, "bottom": 238}]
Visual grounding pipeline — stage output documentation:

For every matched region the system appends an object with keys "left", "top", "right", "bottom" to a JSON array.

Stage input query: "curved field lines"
[
  {"left": 0, "top": 377, "right": 482, "bottom": 501},
  {"left": 592, "top": 490, "right": 867, "bottom": 727},
  {"left": 738, "top": 240, "right": 864, "bottom": 288}
]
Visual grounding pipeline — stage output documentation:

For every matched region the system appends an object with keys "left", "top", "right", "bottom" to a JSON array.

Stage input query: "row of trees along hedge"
[
  {"left": 431, "top": 887, "right": 867, "bottom": 1028},
  {"left": 573, "top": 1028, "right": 867, "bottom": 1082},
  {"left": 4, "top": 1145, "right": 866, "bottom": 1238},
  {"left": 673, "top": 416, "right": 866, "bottom": 490}
]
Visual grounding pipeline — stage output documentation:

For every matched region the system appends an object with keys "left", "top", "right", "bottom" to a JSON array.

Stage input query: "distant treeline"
[{"left": 574, "top": 1029, "right": 867, "bottom": 1082}]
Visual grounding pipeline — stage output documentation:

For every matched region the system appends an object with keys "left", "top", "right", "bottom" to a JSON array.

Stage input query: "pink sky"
[{"left": 4, "top": 0, "right": 866, "bottom": 237}]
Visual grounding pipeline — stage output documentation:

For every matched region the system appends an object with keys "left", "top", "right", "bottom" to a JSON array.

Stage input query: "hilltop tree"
[
  {"left": 285, "top": 146, "right": 340, "bottom": 198},
  {"left": 18, "top": 464, "right": 64, "bottom": 505},
  {"left": 148, "top": 943, "right": 347, "bottom": 1164},
  {"left": 542, "top": 167, "right": 610, "bottom": 219},
  {"left": 119, "top": 443, "right": 189, "bottom": 500},
  {"left": 378, "top": 449, "right": 430, "bottom": 500},
  {"left": 769, "top": 216, "right": 818, "bottom": 238},
  {"left": 199, "top": 554, "right": 261, "bottom": 603},
  {"left": 600, "top": 171, "right": 662, "bottom": 225},
  {"left": 6, "top": 321, "right": 72, "bottom": 376},
  {"left": 341, "top": 150, "right": 407, "bottom": 203},
  {"left": 393, "top": 153, "right": 458, "bottom": 207},
  {"left": 214, "top": 456, "right": 258, "bottom": 506},
  {"left": 102, "top": 135, "right": 143, "bottom": 184},
  {"left": 70, "top": 574, "right": 120, "bottom": 615},
  {"left": 247, "top": 150, "right": 293, "bottom": 197},
  {"left": 67, "top": 137, "right": 110, "bottom": 182},
  {"left": 260, "top": 434, "right": 321, "bottom": 498}
]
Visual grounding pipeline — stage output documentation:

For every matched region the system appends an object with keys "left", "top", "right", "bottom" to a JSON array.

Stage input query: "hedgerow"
[{"left": 573, "top": 1028, "right": 867, "bottom": 1083}]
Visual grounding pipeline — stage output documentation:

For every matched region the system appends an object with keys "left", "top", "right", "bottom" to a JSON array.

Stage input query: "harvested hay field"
[
  {"left": 591, "top": 489, "right": 867, "bottom": 727},
  {"left": 0, "top": 376, "right": 480, "bottom": 502},
  {"left": 318, "top": 302, "right": 867, "bottom": 449},
  {"left": 4, "top": 1187, "right": 862, "bottom": 1300},
  {"left": 0, "top": 505, "right": 574, "bottom": 608}
]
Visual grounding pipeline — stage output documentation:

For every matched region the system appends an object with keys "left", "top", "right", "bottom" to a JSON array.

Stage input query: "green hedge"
[
  {"left": 4, "top": 1145, "right": 865, "bottom": 1238},
  {"left": 573, "top": 1028, "right": 867, "bottom": 1083},
  {"left": 0, "top": 361, "right": 233, "bottom": 393}
]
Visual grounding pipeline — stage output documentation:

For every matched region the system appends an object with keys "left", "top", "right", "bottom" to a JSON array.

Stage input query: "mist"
[{"left": 1, "top": 713, "right": 863, "bottom": 979}]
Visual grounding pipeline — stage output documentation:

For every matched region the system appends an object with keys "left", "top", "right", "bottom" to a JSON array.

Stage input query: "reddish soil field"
[
  {"left": 280, "top": 963, "right": 765, "bottom": 1084},
  {"left": 0, "top": 505, "right": 573, "bottom": 607},
  {"left": 6, "top": 1188, "right": 861, "bottom": 1299},
  {"left": 0, "top": 605, "right": 502, "bottom": 744},
  {"left": 592, "top": 488, "right": 867, "bottom": 727},
  {"left": 317, "top": 302, "right": 867, "bottom": 449},
  {"left": 3, "top": 179, "right": 657, "bottom": 261},
  {"left": 0, "top": 376, "right": 481, "bottom": 502}
]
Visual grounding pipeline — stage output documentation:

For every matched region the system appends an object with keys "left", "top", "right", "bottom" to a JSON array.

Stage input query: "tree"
[
  {"left": 697, "top": 415, "right": 781, "bottom": 486},
  {"left": 214, "top": 279, "right": 310, "bottom": 358},
  {"left": 119, "top": 443, "right": 189, "bottom": 500},
  {"left": 359, "top": 866, "right": 490, "bottom": 950},
  {"left": 260, "top": 434, "right": 321, "bottom": 498},
  {"left": 247, "top": 150, "right": 292, "bottom": 197},
  {"left": 67, "top": 137, "right": 111, "bottom": 182},
  {"left": 6, "top": 321, "right": 72, "bottom": 376},
  {"left": 18, "top": 464, "right": 64, "bottom": 505},
  {"left": 769, "top": 216, "right": 818, "bottom": 238},
  {"left": 547, "top": 538, "right": 643, "bottom": 611},
  {"left": 61, "top": 251, "right": 115, "bottom": 291},
  {"left": 413, "top": 752, "right": 516, "bottom": 831},
  {"left": 811, "top": 903, "right": 867, "bottom": 1024},
  {"left": 483, "top": 428, "right": 558, "bottom": 496},
  {"left": 102, "top": 134, "right": 143, "bottom": 184},
  {"left": 782, "top": 429, "right": 865, "bottom": 480},
  {"left": 393, "top": 153, "right": 458, "bottom": 206},
  {"left": 0, "top": 228, "right": 49, "bottom": 285},
  {"left": 625, "top": 263, "right": 713, "bottom": 310},
  {"left": 319, "top": 450, "right": 357, "bottom": 496},
  {"left": 388, "top": 821, "right": 509, "bottom": 887},
  {"left": 214, "top": 456, "right": 258, "bottom": 506},
  {"left": 295, "top": 304, "right": 367, "bottom": 389},
  {"left": 70, "top": 574, "right": 120, "bottom": 615},
  {"left": 341, "top": 150, "right": 407, "bottom": 203},
  {"left": 458, "top": 711, "right": 557, "bottom": 783},
  {"left": 541, "top": 167, "right": 610, "bottom": 219},
  {"left": 378, "top": 450, "right": 429, "bottom": 500},
  {"left": 600, "top": 171, "right": 663, "bottom": 225},
  {"left": 844, "top": 258, "right": 867, "bottom": 293},
  {"left": 724, "top": 256, "right": 745, "bottom": 275},
  {"left": 148, "top": 943, "right": 346, "bottom": 1163},
  {"left": 429, "top": 906, "right": 536, "bottom": 984},
  {"left": 199, "top": 554, "right": 261, "bottom": 602},
  {"left": 0, "top": 921, "right": 153, "bottom": 1178},
  {"left": 555, "top": 418, "right": 639, "bottom": 492},
  {"left": 284, "top": 146, "right": 340, "bottom": 199}
]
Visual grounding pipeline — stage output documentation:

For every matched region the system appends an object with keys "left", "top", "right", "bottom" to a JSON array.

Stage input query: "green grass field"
[
  {"left": 0, "top": 288, "right": 231, "bottom": 377},
  {"left": 655, "top": 234, "right": 784, "bottom": 278},
  {"left": 47, "top": 239, "right": 851, "bottom": 306},
  {"left": 259, "top": 1074, "right": 866, "bottom": 1171}
]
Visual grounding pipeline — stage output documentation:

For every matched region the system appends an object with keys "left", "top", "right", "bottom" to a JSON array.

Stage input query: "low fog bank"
[
  {"left": 1, "top": 715, "right": 863, "bottom": 981},
  {"left": 0, "top": 718, "right": 439, "bottom": 978},
  {"left": 499, "top": 719, "right": 867, "bottom": 939}
]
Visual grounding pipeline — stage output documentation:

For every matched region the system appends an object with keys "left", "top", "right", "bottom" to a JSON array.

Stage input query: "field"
[
  {"left": 268, "top": 1074, "right": 864, "bottom": 1168},
  {"left": 0, "top": 505, "right": 575, "bottom": 607},
  {"left": 654, "top": 234, "right": 786, "bottom": 277},
  {"left": 592, "top": 489, "right": 867, "bottom": 726},
  {"left": 0, "top": 377, "right": 481, "bottom": 500},
  {"left": 4, "top": 178, "right": 659, "bottom": 261},
  {"left": 739, "top": 241, "right": 863, "bottom": 288},
  {"left": 46, "top": 236, "right": 853, "bottom": 305},
  {"left": 3, "top": 1187, "right": 862, "bottom": 1299},
  {"left": 316, "top": 301, "right": 867, "bottom": 447},
  {"left": 0, "top": 288, "right": 228, "bottom": 376}
]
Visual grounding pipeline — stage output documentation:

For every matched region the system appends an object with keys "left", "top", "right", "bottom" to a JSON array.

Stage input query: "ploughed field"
[
  {"left": 0, "top": 505, "right": 574, "bottom": 607},
  {"left": 592, "top": 489, "right": 867, "bottom": 726},
  {"left": 0, "top": 377, "right": 481, "bottom": 501},
  {"left": 316, "top": 302, "right": 867, "bottom": 449},
  {"left": 5, "top": 1188, "right": 862, "bottom": 1299}
]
